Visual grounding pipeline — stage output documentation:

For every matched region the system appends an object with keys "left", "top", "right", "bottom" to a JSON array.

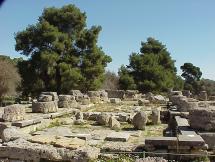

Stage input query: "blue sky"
[{"left": 0, "top": 0, "right": 215, "bottom": 79}]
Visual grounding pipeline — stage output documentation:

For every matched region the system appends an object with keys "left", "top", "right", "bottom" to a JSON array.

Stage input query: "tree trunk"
[{"left": 56, "top": 64, "right": 61, "bottom": 94}]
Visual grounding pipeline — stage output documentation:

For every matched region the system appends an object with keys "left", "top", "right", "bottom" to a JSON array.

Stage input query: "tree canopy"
[
  {"left": 180, "top": 62, "right": 202, "bottom": 94},
  {"left": 15, "top": 4, "right": 111, "bottom": 96},
  {"left": 119, "top": 37, "right": 178, "bottom": 93}
]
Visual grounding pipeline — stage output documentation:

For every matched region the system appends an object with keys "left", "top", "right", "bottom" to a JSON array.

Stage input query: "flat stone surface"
[
  {"left": 145, "top": 137, "right": 177, "bottom": 146},
  {"left": 101, "top": 141, "right": 136, "bottom": 152},
  {"left": 29, "top": 135, "right": 85, "bottom": 149},
  {"left": 178, "top": 135, "right": 205, "bottom": 147},
  {"left": 38, "top": 126, "right": 73, "bottom": 136},
  {"left": 175, "top": 116, "right": 189, "bottom": 127},
  {"left": 180, "top": 130, "right": 197, "bottom": 136},
  {"left": 12, "top": 118, "right": 41, "bottom": 127},
  {"left": 105, "top": 132, "right": 130, "bottom": 142},
  {"left": 65, "top": 133, "right": 91, "bottom": 140}
]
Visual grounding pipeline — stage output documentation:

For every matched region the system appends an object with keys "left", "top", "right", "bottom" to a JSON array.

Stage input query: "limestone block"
[
  {"left": 132, "top": 111, "right": 147, "bottom": 130},
  {"left": 32, "top": 101, "right": 58, "bottom": 113},
  {"left": 2, "top": 104, "right": 25, "bottom": 122}
]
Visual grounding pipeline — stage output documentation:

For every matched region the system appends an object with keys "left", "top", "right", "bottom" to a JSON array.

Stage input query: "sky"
[{"left": 0, "top": 0, "right": 215, "bottom": 79}]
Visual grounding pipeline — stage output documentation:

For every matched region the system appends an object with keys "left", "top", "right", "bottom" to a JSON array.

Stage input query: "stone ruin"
[
  {"left": 32, "top": 92, "right": 58, "bottom": 113},
  {"left": 0, "top": 89, "right": 215, "bottom": 161}
]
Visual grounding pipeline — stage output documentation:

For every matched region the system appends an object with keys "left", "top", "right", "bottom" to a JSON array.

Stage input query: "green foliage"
[
  {"left": 181, "top": 62, "right": 202, "bottom": 94},
  {"left": 119, "top": 37, "right": 177, "bottom": 93},
  {"left": 173, "top": 76, "right": 184, "bottom": 91},
  {"left": 199, "top": 79, "right": 215, "bottom": 96},
  {"left": 118, "top": 65, "right": 136, "bottom": 90},
  {"left": 15, "top": 4, "right": 111, "bottom": 96}
]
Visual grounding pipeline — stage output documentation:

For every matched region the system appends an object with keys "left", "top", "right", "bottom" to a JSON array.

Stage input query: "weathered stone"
[
  {"left": 69, "top": 90, "right": 83, "bottom": 98},
  {"left": 66, "top": 133, "right": 91, "bottom": 141},
  {"left": 1, "top": 138, "right": 62, "bottom": 161},
  {"left": 151, "top": 108, "right": 161, "bottom": 125},
  {"left": 54, "top": 137, "right": 86, "bottom": 149},
  {"left": 105, "top": 132, "right": 130, "bottom": 142},
  {"left": 135, "top": 157, "right": 168, "bottom": 162},
  {"left": 153, "top": 95, "right": 167, "bottom": 104},
  {"left": 178, "top": 135, "right": 205, "bottom": 147},
  {"left": 2, "top": 104, "right": 25, "bottom": 122},
  {"left": 125, "top": 90, "right": 139, "bottom": 99},
  {"left": 182, "top": 90, "right": 192, "bottom": 98},
  {"left": 199, "top": 132, "right": 215, "bottom": 149},
  {"left": 106, "top": 90, "right": 125, "bottom": 99},
  {"left": 189, "top": 107, "right": 215, "bottom": 131},
  {"left": 97, "top": 113, "right": 110, "bottom": 125},
  {"left": 132, "top": 112, "right": 147, "bottom": 130},
  {"left": 90, "top": 96, "right": 101, "bottom": 104},
  {"left": 1, "top": 127, "right": 25, "bottom": 142},
  {"left": 87, "top": 91, "right": 101, "bottom": 97},
  {"left": 108, "top": 116, "right": 121, "bottom": 130},
  {"left": 118, "top": 113, "right": 129, "bottom": 122},
  {"left": 110, "top": 98, "right": 121, "bottom": 104},
  {"left": 58, "top": 95, "right": 74, "bottom": 101},
  {"left": 170, "top": 94, "right": 199, "bottom": 112},
  {"left": 32, "top": 101, "right": 58, "bottom": 113},
  {"left": 58, "top": 100, "right": 78, "bottom": 108},
  {"left": 101, "top": 142, "right": 136, "bottom": 152},
  {"left": 138, "top": 99, "right": 150, "bottom": 106},
  {"left": 145, "top": 137, "right": 177, "bottom": 147},
  {"left": 209, "top": 96, "right": 215, "bottom": 101},
  {"left": 74, "top": 119, "right": 86, "bottom": 125},
  {"left": 0, "top": 138, "right": 98, "bottom": 161},
  {"left": 41, "top": 92, "right": 58, "bottom": 101},
  {"left": 76, "top": 146, "right": 100, "bottom": 160},
  {"left": 12, "top": 118, "right": 41, "bottom": 127},
  {"left": 38, "top": 95, "right": 52, "bottom": 102},
  {"left": 75, "top": 111, "right": 83, "bottom": 120},
  {"left": 80, "top": 97, "right": 91, "bottom": 105},
  {"left": 170, "top": 91, "right": 183, "bottom": 96},
  {"left": 199, "top": 91, "right": 207, "bottom": 101}
]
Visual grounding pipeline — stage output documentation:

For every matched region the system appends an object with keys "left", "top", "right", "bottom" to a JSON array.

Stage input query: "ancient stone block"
[
  {"left": 1, "top": 127, "right": 26, "bottom": 142},
  {"left": 110, "top": 98, "right": 121, "bottom": 104},
  {"left": 38, "top": 95, "right": 52, "bottom": 102},
  {"left": 178, "top": 135, "right": 205, "bottom": 147},
  {"left": 75, "top": 111, "right": 83, "bottom": 120},
  {"left": 105, "top": 132, "right": 130, "bottom": 142},
  {"left": 32, "top": 101, "right": 58, "bottom": 113},
  {"left": 41, "top": 92, "right": 58, "bottom": 101},
  {"left": 132, "top": 111, "right": 147, "bottom": 130},
  {"left": 97, "top": 113, "right": 110, "bottom": 125},
  {"left": 199, "top": 91, "right": 208, "bottom": 101},
  {"left": 145, "top": 137, "right": 177, "bottom": 146},
  {"left": 151, "top": 108, "right": 161, "bottom": 125},
  {"left": 2, "top": 104, "right": 25, "bottom": 122},
  {"left": 189, "top": 107, "right": 215, "bottom": 131},
  {"left": 138, "top": 99, "right": 150, "bottom": 106},
  {"left": 69, "top": 90, "right": 83, "bottom": 98},
  {"left": 106, "top": 90, "right": 125, "bottom": 99},
  {"left": 108, "top": 116, "right": 120, "bottom": 130},
  {"left": 198, "top": 132, "right": 215, "bottom": 149}
]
